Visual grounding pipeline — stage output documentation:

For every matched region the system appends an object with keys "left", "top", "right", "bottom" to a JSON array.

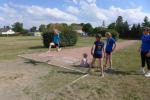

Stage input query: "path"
[{"left": 19, "top": 40, "right": 138, "bottom": 73}]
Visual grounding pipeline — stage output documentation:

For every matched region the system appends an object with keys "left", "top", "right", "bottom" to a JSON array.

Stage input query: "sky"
[{"left": 0, "top": 0, "right": 150, "bottom": 28}]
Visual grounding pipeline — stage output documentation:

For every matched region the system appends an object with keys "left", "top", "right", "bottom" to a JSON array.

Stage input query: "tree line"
[
  {"left": 82, "top": 16, "right": 150, "bottom": 39},
  {"left": 2, "top": 16, "right": 150, "bottom": 38}
]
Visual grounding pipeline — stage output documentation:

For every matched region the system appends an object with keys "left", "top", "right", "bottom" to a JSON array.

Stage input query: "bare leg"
[
  {"left": 49, "top": 42, "right": 55, "bottom": 51},
  {"left": 109, "top": 53, "right": 112, "bottom": 68},
  {"left": 104, "top": 53, "right": 109, "bottom": 68},
  {"left": 99, "top": 58, "right": 104, "bottom": 77},
  {"left": 88, "top": 58, "right": 96, "bottom": 72}
]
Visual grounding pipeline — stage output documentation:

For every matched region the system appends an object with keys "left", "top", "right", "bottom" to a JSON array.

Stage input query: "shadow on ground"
[
  {"left": 24, "top": 59, "right": 42, "bottom": 66},
  {"left": 29, "top": 46, "right": 45, "bottom": 49}
]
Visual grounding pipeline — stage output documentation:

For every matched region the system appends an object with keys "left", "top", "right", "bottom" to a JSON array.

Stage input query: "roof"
[{"left": 0, "top": 28, "right": 12, "bottom": 32}]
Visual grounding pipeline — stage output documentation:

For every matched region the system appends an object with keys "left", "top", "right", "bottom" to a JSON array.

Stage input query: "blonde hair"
[{"left": 105, "top": 32, "right": 112, "bottom": 36}]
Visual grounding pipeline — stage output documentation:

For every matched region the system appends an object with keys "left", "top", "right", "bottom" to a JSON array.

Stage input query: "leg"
[
  {"left": 109, "top": 53, "right": 112, "bottom": 68},
  {"left": 141, "top": 52, "right": 146, "bottom": 67},
  {"left": 88, "top": 58, "right": 96, "bottom": 72},
  {"left": 49, "top": 42, "right": 55, "bottom": 51},
  {"left": 104, "top": 53, "right": 109, "bottom": 67},
  {"left": 145, "top": 57, "right": 150, "bottom": 77},
  {"left": 139, "top": 52, "right": 146, "bottom": 74},
  {"left": 146, "top": 57, "right": 150, "bottom": 70},
  {"left": 99, "top": 58, "right": 104, "bottom": 77}
]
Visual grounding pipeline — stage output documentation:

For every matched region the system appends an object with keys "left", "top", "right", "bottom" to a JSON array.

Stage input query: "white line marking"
[
  {"left": 70, "top": 74, "right": 88, "bottom": 85},
  {"left": 18, "top": 55, "right": 87, "bottom": 74}
]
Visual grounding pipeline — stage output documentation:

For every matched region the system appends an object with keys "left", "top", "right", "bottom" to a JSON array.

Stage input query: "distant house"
[
  {"left": 0, "top": 28, "right": 15, "bottom": 35},
  {"left": 33, "top": 32, "right": 42, "bottom": 36}
]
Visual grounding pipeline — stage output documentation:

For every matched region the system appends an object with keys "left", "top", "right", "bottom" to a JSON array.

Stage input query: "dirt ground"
[
  {"left": 0, "top": 40, "right": 138, "bottom": 100},
  {"left": 0, "top": 59, "right": 49, "bottom": 100},
  {"left": 20, "top": 40, "right": 137, "bottom": 73}
]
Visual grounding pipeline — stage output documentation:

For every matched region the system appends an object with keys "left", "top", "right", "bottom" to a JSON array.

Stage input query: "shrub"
[
  {"left": 42, "top": 26, "right": 78, "bottom": 48},
  {"left": 92, "top": 27, "right": 107, "bottom": 36},
  {"left": 107, "top": 29, "right": 119, "bottom": 40}
]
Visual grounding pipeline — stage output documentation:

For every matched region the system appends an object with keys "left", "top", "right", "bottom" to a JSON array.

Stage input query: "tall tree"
[
  {"left": 82, "top": 23, "right": 93, "bottom": 35},
  {"left": 108, "top": 22, "right": 116, "bottom": 29},
  {"left": 12, "top": 22, "right": 24, "bottom": 32},
  {"left": 142, "top": 16, "right": 150, "bottom": 27},
  {"left": 116, "top": 16, "right": 124, "bottom": 34},
  {"left": 39, "top": 24, "right": 47, "bottom": 32},
  {"left": 30, "top": 26, "right": 37, "bottom": 32}
]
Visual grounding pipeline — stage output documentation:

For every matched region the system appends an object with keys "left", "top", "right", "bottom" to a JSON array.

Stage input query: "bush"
[
  {"left": 107, "top": 29, "right": 119, "bottom": 40},
  {"left": 92, "top": 27, "right": 107, "bottom": 36},
  {"left": 42, "top": 26, "right": 78, "bottom": 48}
]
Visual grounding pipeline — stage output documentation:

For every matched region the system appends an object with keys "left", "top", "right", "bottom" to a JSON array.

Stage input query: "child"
[
  {"left": 139, "top": 27, "right": 150, "bottom": 77},
  {"left": 89, "top": 34, "right": 105, "bottom": 77},
  {"left": 80, "top": 53, "right": 89, "bottom": 67},
  {"left": 49, "top": 29, "right": 61, "bottom": 52},
  {"left": 104, "top": 32, "right": 116, "bottom": 69}
]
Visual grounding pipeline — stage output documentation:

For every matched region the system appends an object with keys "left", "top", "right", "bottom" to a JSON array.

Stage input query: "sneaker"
[
  {"left": 139, "top": 67, "right": 145, "bottom": 74},
  {"left": 57, "top": 48, "right": 62, "bottom": 52},
  {"left": 145, "top": 71, "right": 150, "bottom": 77}
]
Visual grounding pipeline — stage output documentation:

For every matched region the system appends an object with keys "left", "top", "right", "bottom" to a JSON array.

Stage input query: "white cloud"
[
  {"left": 0, "top": 1, "right": 150, "bottom": 28},
  {"left": 0, "top": 17, "right": 4, "bottom": 21},
  {"left": 0, "top": 4, "right": 16, "bottom": 16},
  {"left": 66, "top": 6, "right": 79, "bottom": 14},
  {"left": 0, "top": 4, "right": 79, "bottom": 28}
]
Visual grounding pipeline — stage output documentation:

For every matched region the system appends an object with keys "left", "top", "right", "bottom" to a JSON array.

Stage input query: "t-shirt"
[
  {"left": 105, "top": 37, "right": 116, "bottom": 52},
  {"left": 94, "top": 41, "right": 104, "bottom": 55},
  {"left": 53, "top": 33, "right": 60, "bottom": 44},
  {"left": 141, "top": 34, "right": 150, "bottom": 52}
]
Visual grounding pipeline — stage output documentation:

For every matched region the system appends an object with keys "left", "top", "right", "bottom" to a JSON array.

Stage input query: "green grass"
[
  {"left": 0, "top": 36, "right": 123, "bottom": 60},
  {"left": 51, "top": 42, "right": 150, "bottom": 100}
]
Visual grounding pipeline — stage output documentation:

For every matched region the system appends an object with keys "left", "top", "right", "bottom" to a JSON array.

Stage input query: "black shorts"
[
  {"left": 93, "top": 54, "right": 102, "bottom": 58},
  {"left": 106, "top": 51, "right": 112, "bottom": 55}
]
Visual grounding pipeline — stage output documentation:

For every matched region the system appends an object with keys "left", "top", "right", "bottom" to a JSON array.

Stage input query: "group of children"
[
  {"left": 80, "top": 32, "right": 116, "bottom": 77},
  {"left": 48, "top": 27, "right": 150, "bottom": 78}
]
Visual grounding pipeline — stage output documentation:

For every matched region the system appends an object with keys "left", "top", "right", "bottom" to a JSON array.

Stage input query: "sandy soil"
[
  {"left": 0, "top": 59, "right": 49, "bottom": 100},
  {"left": 0, "top": 40, "right": 138, "bottom": 100}
]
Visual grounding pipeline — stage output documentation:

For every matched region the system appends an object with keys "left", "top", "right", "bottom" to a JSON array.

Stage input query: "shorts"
[
  {"left": 106, "top": 51, "right": 112, "bottom": 55},
  {"left": 93, "top": 54, "right": 102, "bottom": 58}
]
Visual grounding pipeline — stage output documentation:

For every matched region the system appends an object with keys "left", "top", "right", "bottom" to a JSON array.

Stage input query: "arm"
[
  {"left": 91, "top": 44, "right": 95, "bottom": 56},
  {"left": 112, "top": 43, "right": 116, "bottom": 52}
]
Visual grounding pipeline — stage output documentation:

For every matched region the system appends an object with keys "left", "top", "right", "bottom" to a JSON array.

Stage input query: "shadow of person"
[
  {"left": 105, "top": 68, "right": 140, "bottom": 75},
  {"left": 24, "top": 59, "right": 41, "bottom": 66}
]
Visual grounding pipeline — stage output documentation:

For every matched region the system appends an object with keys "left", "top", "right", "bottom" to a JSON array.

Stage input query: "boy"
[
  {"left": 49, "top": 29, "right": 61, "bottom": 52},
  {"left": 104, "top": 32, "right": 116, "bottom": 69},
  {"left": 140, "top": 27, "right": 150, "bottom": 77},
  {"left": 89, "top": 34, "right": 105, "bottom": 77}
]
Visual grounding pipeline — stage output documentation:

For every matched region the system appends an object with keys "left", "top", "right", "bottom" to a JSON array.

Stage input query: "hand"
[{"left": 146, "top": 52, "right": 150, "bottom": 57}]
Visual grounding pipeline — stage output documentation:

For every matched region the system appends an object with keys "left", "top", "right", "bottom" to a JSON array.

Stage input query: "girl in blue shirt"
[
  {"left": 89, "top": 34, "right": 105, "bottom": 77},
  {"left": 49, "top": 29, "right": 61, "bottom": 52},
  {"left": 139, "top": 27, "right": 150, "bottom": 77},
  {"left": 104, "top": 32, "right": 116, "bottom": 69}
]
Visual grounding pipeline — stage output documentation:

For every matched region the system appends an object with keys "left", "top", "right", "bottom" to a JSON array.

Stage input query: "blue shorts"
[
  {"left": 106, "top": 51, "right": 112, "bottom": 55},
  {"left": 93, "top": 54, "right": 102, "bottom": 58}
]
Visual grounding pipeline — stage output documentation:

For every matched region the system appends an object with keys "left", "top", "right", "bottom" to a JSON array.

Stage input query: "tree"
[
  {"left": 30, "top": 26, "right": 37, "bottom": 32},
  {"left": 116, "top": 16, "right": 124, "bottom": 35},
  {"left": 12, "top": 22, "right": 24, "bottom": 32},
  {"left": 142, "top": 16, "right": 150, "bottom": 27},
  {"left": 82, "top": 23, "right": 93, "bottom": 36},
  {"left": 39, "top": 24, "right": 47, "bottom": 32},
  {"left": 102, "top": 20, "right": 105, "bottom": 28},
  {"left": 108, "top": 22, "right": 116, "bottom": 29}
]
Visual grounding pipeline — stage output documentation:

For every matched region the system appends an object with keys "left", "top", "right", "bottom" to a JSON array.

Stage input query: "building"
[{"left": 0, "top": 28, "right": 15, "bottom": 35}]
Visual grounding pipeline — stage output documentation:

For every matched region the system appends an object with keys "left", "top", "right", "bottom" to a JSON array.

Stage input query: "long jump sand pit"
[{"left": 19, "top": 40, "right": 137, "bottom": 73}]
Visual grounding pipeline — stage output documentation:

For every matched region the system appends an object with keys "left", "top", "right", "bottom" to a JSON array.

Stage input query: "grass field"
[
  {"left": 0, "top": 36, "right": 95, "bottom": 60},
  {"left": 0, "top": 36, "right": 149, "bottom": 100}
]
